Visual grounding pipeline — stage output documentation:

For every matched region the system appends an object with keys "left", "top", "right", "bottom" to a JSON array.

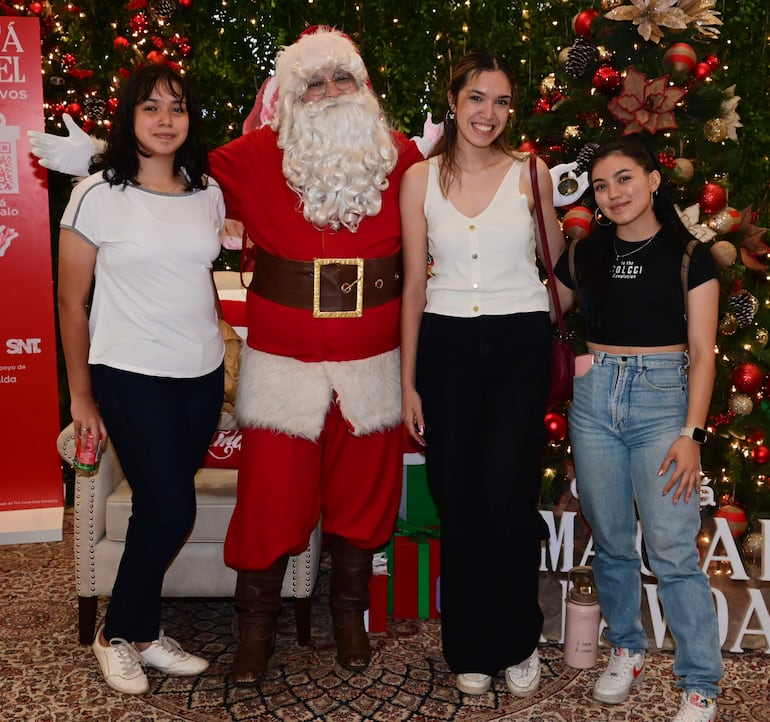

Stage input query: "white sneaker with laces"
[
  {"left": 593, "top": 647, "right": 645, "bottom": 704},
  {"left": 92, "top": 625, "right": 149, "bottom": 695},
  {"left": 456, "top": 672, "right": 492, "bottom": 695},
  {"left": 671, "top": 691, "right": 718, "bottom": 722},
  {"left": 505, "top": 648, "right": 541, "bottom": 698},
  {"left": 139, "top": 630, "right": 209, "bottom": 676}
]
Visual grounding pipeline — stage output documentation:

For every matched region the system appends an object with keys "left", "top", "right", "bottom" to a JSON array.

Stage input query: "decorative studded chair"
[{"left": 58, "top": 271, "right": 322, "bottom": 645}]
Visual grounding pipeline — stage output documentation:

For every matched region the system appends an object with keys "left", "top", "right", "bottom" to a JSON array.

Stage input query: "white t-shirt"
[
  {"left": 60, "top": 173, "right": 225, "bottom": 378},
  {"left": 424, "top": 157, "right": 549, "bottom": 317}
]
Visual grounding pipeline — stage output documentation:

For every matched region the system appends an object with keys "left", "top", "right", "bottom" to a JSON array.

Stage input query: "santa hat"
[{"left": 270, "top": 26, "right": 370, "bottom": 129}]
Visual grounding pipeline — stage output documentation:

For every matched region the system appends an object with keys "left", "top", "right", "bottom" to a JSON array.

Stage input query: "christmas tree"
[{"left": 526, "top": 1, "right": 770, "bottom": 537}]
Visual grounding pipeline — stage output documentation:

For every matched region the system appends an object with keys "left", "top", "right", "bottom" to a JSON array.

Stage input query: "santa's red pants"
[{"left": 224, "top": 401, "right": 403, "bottom": 570}]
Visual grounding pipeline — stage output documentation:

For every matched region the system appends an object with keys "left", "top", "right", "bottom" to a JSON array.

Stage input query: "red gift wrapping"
[
  {"left": 366, "top": 574, "right": 389, "bottom": 633},
  {"left": 390, "top": 532, "right": 441, "bottom": 619}
]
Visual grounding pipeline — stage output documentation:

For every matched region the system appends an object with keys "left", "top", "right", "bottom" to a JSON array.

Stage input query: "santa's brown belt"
[{"left": 248, "top": 244, "right": 402, "bottom": 318}]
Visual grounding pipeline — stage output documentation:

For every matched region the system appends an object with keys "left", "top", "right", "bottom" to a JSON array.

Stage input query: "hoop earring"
[
  {"left": 445, "top": 109, "right": 455, "bottom": 123},
  {"left": 594, "top": 207, "right": 612, "bottom": 227}
]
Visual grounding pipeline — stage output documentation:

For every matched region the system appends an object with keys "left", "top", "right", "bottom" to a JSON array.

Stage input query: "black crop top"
[{"left": 553, "top": 232, "right": 718, "bottom": 346}]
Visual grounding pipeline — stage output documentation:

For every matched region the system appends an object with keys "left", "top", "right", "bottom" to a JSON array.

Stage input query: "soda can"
[{"left": 73, "top": 432, "right": 103, "bottom": 476}]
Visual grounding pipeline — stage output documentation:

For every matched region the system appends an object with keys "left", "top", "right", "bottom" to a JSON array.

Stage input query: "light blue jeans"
[{"left": 568, "top": 351, "right": 722, "bottom": 698}]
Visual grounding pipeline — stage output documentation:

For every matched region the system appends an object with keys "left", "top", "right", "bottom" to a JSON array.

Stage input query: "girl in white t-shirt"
[{"left": 58, "top": 64, "right": 225, "bottom": 695}]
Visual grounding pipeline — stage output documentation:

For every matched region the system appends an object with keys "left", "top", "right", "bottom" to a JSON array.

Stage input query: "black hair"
[
  {"left": 90, "top": 63, "right": 208, "bottom": 190},
  {"left": 431, "top": 49, "right": 521, "bottom": 196},
  {"left": 576, "top": 136, "right": 697, "bottom": 329}
]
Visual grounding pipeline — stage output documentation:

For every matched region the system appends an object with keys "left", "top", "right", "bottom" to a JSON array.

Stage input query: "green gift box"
[{"left": 399, "top": 452, "right": 440, "bottom": 526}]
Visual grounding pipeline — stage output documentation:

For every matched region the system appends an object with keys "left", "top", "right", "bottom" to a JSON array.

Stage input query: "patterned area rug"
[{"left": 1, "top": 512, "right": 768, "bottom": 722}]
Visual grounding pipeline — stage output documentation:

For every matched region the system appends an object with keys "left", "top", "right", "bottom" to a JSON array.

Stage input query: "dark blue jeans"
[{"left": 91, "top": 363, "right": 223, "bottom": 643}]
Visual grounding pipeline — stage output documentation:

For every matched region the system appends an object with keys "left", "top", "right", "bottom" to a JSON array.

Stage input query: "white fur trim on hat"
[{"left": 272, "top": 28, "right": 369, "bottom": 128}]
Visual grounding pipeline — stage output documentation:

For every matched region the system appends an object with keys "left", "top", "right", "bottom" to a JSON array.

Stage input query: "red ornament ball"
[
  {"left": 517, "top": 140, "right": 538, "bottom": 153},
  {"left": 562, "top": 206, "right": 594, "bottom": 241},
  {"left": 29, "top": 1, "right": 44, "bottom": 14},
  {"left": 67, "top": 102, "right": 82, "bottom": 118},
  {"left": 699, "top": 182, "right": 727, "bottom": 215},
  {"left": 592, "top": 66, "right": 621, "bottom": 94},
  {"left": 746, "top": 427, "right": 766, "bottom": 445},
  {"left": 573, "top": 8, "right": 599, "bottom": 37},
  {"left": 179, "top": 0, "right": 193, "bottom": 7},
  {"left": 534, "top": 98, "right": 553, "bottom": 114},
  {"left": 752, "top": 445, "right": 770, "bottom": 465},
  {"left": 129, "top": 12, "right": 149, "bottom": 33},
  {"left": 704, "top": 54, "right": 720, "bottom": 71},
  {"left": 732, "top": 362, "right": 765, "bottom": 395},
  {"left": 147, "top": 50, "right": 166, "bottom": 65},
  {"left": 714, "top": 504, "right": 748, "bottom": 538},
  {"left": 693, "top": 62, "right": 712, "bottom": 81},
  {"left": 663, "top": 43, "right": 696, "bottom": 75},
  {"left": 113, "top": 36, "right": 130, "bottom": 50},
  {"left": 544, "top": 412, "right": 568, "bottom": 443}
]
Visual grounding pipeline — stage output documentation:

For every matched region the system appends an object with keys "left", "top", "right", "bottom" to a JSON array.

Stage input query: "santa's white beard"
[{"left": 278, "top": 90, "right": 398, "bottom": 232}]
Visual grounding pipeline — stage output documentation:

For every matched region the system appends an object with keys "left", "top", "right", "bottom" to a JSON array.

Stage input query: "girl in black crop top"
[{"left": 553, "top": 137, "right": 723, "bottom": 722}]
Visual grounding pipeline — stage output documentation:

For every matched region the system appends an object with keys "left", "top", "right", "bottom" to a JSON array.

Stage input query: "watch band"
[{"left": 680, "top": 426, "right": 708, "bottom": 444}]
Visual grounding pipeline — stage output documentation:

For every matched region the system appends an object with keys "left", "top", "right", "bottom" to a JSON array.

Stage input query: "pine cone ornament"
[
  {"left": 728, "top": 290, "right": 759, "bottom": 328},
  {"left": 83, "top": 97, "right": 107, "bottom": 121},
  {"left": 150, "top": 0, "right": 177, "bottom": 21},
  {"left": 575, "top": 142, "right": 600, "bottom": 175},
  {"left": 566, "top": 37, "right": 597, "bottom": 80}
]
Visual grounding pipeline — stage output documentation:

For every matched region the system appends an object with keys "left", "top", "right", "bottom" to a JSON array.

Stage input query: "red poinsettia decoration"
[
  {"left": 737, "top": 206, "right": 770, "bottom": 272},
  {"left": 607, "top": 67, "right": 686, "bottom": 135}
]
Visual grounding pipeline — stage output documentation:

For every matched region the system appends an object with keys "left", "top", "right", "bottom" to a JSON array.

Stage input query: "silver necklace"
[{"left": 613, "top": 230, "right": 660, "bottom": 260}]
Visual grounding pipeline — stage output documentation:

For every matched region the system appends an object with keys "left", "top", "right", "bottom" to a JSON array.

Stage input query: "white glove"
[
  {"left": 550, "top": 161, "right": 589, "bottom": 207},
  {"left": 27, "top": 113, "right": 103, "bottom": 176},
  {"left": 411, "top": 112, "right": 444, "bottom": 158}
]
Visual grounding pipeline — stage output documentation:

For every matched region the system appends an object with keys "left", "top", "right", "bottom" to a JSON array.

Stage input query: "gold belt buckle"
[{"left": 313, "top": 257, "right": 364, "bottom": 318}]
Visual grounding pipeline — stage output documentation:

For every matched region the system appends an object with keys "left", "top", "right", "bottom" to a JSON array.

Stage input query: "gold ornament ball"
[
  {"left": 558, "top": 47, "right": 571, "bottom": 66},
  {"left": 728, "top": 392, "right": 753, "bottom": 416},
  {"left": 755, "top": 327, "right": 769, "bottom": 348},
  {"left": 708, "top": 207, "right": 741, "bottom": 235},
  {"left": 540, "top": 73, "right": 561, "bottom": 98},
  {"left": 563, "top": 125, "right": 582, "bottom": 140},
  {"left": 704, "top": 118, "right": 729, "bottom": 143},
  {"left": 671, "top": 158, "right": 694, "bottom": 184},
  {"left": 742, "top": 532, "right": 763, "bottom": 565},
  {"left": 710, "top": 240, "right": 737, "bottom": 267},
  {"left": 601, "top": 0, "right": 623, "bottom": 10},
  {"left": 719, "top": 313, "right": 738, "bottom": 335}
]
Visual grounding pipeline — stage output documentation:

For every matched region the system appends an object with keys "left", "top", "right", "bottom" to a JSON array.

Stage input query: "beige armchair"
[
  {"left": 58, "top": 426, "right": 321, "bottom": 645},
  {"left": 59, "top": 270, "right": 322, "bottom": 646}
]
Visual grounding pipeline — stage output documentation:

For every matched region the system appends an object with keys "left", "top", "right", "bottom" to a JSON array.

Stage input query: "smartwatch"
[{"left": 680, "top": 426, "right": 708, "bottom": 444}]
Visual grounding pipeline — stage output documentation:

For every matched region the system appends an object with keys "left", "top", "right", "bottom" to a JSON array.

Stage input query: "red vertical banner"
[{"left": 0, "top": 18, "right": 63, "bottom": 543}]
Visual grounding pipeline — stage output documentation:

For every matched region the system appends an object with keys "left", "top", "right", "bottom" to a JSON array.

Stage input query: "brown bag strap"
[{"left": 530, "top": 154, "right": 567, "bottom": 338}]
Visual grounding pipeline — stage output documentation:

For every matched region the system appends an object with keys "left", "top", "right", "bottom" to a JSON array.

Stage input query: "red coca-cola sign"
[{"left": 203, "top": 428, "right": 242, "bottom": 469}]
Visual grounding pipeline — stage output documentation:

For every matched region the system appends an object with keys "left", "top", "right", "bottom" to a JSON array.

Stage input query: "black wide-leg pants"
[{"left": 416, "top": 311, "right": 551, "bottom": 675}]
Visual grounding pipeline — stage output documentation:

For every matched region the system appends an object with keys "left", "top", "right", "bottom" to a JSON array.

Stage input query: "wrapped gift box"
[
  {"left": 388, "top": 525, "right": 441, "bottom": 619},
  {"left": 399, "top": 452, "right": 440, "bottom": 526}
]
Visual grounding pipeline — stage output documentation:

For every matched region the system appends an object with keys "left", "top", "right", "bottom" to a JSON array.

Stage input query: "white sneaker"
[
  {"left": 92, "top": 625, "right": 149, "bottom": 695},
  {"left": 593, "top": 647, "right": 645, "bottom": 704},
  {"left": 505, "top": 648, "right": 541, "bottom": 698},
  {"left": 672, "top": 691, "right": 718, "bottom": 722},
  {"left": 456, "top": 672, "right": 492, "bottom": 694},
  {"left": 139, "top": 630, "right": 209, "bottom": 676}
]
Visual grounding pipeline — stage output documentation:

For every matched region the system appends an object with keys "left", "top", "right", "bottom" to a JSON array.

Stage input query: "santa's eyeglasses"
[{"left": 304, "top": 71, "right": 357, "bottom": 99}]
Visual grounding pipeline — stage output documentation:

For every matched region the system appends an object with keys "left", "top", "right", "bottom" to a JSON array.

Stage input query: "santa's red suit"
[{"left": 208, "top": 125, "right": 423, "bottom": 570}]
